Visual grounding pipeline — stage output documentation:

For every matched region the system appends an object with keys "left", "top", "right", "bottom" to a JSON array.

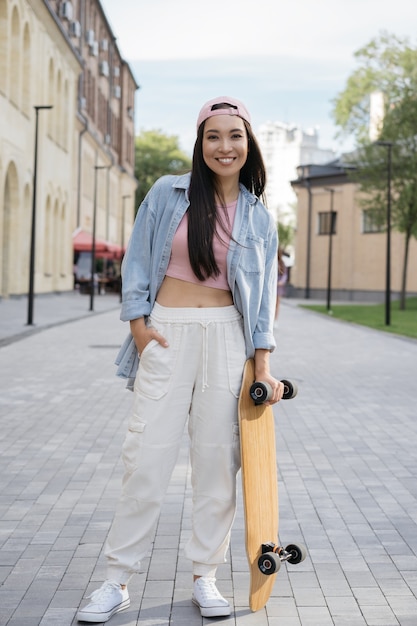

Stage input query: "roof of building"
[{"left": 291, "top": 151, "right": 357, "bottom": 187}]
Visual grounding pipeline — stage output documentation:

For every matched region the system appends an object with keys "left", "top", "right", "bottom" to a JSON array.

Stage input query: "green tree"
[
  {"left": 332, "top": 32, "right": 417, "bottom": 143},
  {"left": 332, "top": 32, "right": 417, "bottom": 309},
  {"left": 277, "top": 221, "right": 294, "bottom": 252},
  {"left": 135, "top": 130, "right": 192, "bottom": 213}
]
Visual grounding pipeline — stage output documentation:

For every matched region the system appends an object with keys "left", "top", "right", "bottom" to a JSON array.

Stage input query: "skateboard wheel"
[
  {"left": 250, "top": 381, "right": 272, "bottom": 405},
  {"left": 285, "top": 543, "right": 307, "bottom": 564},
  {"left": 258, "top": 551, "right": 281, "bottom": 575},
  {"left": 281, "top": 379, "right": 298, "bottom": 400}
]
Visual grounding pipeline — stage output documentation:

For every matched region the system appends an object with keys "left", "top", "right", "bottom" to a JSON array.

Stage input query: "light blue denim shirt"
[{"left": 115, "top": 172, "right": 278, "bottom": 385}]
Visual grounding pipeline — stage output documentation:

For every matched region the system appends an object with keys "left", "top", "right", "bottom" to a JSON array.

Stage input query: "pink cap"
[{"left": 196, "top": 96, "right": 251, "bottom": 131}]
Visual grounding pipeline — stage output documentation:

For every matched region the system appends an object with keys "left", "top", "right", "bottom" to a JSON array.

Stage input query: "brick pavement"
[
  {"left": 0, "top": 294, "right": 416, "bottom": 625},
  {"left": 0, "top": 291, "right": 121, "bottom": 348}
]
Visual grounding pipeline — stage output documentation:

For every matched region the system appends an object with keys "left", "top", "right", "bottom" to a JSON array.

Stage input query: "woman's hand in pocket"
[{"left": 130, "top": 317, "right": 169, "bottom": 355}]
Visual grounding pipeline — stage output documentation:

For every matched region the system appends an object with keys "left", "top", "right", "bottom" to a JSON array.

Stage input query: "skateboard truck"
[
  {"left": 258, "top": 542, "right": 307, "bottom": 575},
  {"left": 250, "top": 379, "right": 298, "bottom": 405}
]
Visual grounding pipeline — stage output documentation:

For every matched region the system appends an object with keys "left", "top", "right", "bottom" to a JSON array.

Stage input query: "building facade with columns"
[{"left": 0, "top": 0, "right": 138, "bottom": 297}]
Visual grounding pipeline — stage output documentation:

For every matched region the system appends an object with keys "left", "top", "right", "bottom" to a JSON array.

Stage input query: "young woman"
[{"left": 77, "top": 96, "right": 284, "bottom": 623}]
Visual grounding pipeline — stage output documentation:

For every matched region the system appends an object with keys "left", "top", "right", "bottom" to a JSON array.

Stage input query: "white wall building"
[{"left": 258, "top": 121, "right": 336, "bottom": 225}]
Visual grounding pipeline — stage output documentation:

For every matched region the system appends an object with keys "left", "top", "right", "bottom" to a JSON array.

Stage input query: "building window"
[
  {"left": 10, "top": 7, "right": 20, "bottom": 106},
  {"left": 362, "top": 209, "right": 384, "bottom": 233},
  {"left": 318, "top": 211, "right": 337, "bottom": 235}
]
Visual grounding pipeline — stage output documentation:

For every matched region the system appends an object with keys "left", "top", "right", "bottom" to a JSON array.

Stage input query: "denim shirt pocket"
[{"left": 239, "top": 234, "right": 266, "bottom": 276}]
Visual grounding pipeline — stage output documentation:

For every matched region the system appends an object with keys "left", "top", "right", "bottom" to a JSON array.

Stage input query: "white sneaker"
[
  {"left": 192, "top": 577, "right": 231, "bottom": 617},
  {"left": 77, "top": 580, "right": 130, "bottom": 623}
]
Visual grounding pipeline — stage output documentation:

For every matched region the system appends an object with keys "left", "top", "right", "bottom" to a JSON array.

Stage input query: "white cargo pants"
[{"left": 105, "top": 302, "right": 246, "bottom": 583}]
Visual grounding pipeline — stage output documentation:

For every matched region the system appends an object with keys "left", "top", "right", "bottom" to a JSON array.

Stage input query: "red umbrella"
[
  {"left": 73, "top": 229, "right": 109, "bottom": 253},
  {"left": 105, "top": 241, "right": 123, "bottom": 258}
]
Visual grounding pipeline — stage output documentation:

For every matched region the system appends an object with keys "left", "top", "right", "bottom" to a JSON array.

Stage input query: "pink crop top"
[{"left": 165, "top": 201, "right": 237, "bottom": 290}]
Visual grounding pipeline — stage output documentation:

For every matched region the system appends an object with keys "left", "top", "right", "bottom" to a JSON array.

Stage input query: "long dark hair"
[{"left": 187, "top": 110, "right": 267, "bottom": 281}]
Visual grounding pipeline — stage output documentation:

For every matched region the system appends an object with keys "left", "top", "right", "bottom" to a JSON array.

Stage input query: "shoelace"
[
  {"left": 196, "top": 578, "right": 223, "bottom": 600},
  {"left": 88, "top": 581, "right": 120, "bottom": 601}
]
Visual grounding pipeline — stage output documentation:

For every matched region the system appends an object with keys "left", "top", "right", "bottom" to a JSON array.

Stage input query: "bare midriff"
[{"left": 156, "top": 276, "right": 233, "bottom": 308}]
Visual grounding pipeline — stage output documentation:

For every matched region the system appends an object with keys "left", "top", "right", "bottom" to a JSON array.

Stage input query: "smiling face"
[{"left": 201, "top": 114, "right": 249, "bottom": 183}]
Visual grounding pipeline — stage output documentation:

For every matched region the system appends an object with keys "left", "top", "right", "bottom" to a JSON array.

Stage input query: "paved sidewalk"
[
  {"left": 0, "top": 291, "right": 121, "bottom": 347},
  {"left": 0, "top": 295, "right": 416, "bottom": 625}
]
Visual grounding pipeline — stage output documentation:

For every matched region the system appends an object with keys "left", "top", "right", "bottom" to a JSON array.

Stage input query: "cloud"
[
  {"left": 102, "top": 0, "right": 417, "bottom": 62},
  {"left": 101, "top": 0, "right": 416, "bottom": 156}
]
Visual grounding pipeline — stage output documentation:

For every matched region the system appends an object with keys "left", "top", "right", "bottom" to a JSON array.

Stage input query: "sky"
[{"left": 101, "top": 0, "right": 417, "bottom": 157}]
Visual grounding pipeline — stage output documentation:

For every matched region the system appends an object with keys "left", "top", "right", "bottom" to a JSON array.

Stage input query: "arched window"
[
  {"left": 48, "top": 59, "right": 55, "bottom": 138},
  {"left": 52, "top": 199, "right": 59, "bottom": 287},
  {"left": 63, "top": 80, "right": 69, "bottom": 150},
  {"left": 2, "top": 162, "right": 19, "bottom": 296},
  {"left": 22, "top": 22, "right": 31, "bottom": 116},
  {"left": 59, "top": 203, "right": 67, "bottom": 278},
  {"left": 56, "top": 70, "right": 62, "bottom": 145},
  {"left": 10, "top": 6, "right": 20, "bottom": 106},
  {"left": 0, "top": 0, "right": 7, "bottom": 94},
  {"left": 43, "top": 196, "right": 52, "bottom": 276},
  {"left": 21, "top": 183, "right": 32, "bottom": 290}
]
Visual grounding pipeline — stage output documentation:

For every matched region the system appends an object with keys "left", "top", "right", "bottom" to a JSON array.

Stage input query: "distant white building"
[
  {"left": 258, "top": 121, "right": 336, "bottom": 225},
  {"left": 369, "top": 91, "right": 385, "bottom": 142}
]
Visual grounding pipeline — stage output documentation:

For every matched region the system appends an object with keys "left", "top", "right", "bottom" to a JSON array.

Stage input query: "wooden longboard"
[{"left": 238, "top": 358, "right": 279, "bottom": 612}]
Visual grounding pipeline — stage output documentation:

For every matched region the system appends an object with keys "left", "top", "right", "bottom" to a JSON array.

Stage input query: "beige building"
[
  {"left": 0, "top": 0, "right": 138, "bottom": 297},
  {"left": 291, "top": 160, "right": 417, "bottom": 301}
]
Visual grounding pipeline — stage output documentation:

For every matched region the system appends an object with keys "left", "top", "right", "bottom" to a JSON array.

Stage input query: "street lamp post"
[
  {"left": 119, "top": 195, "right": 130, "bottom": 302},
  {"left": 376, "top": 141, "right": 393, "bottom": 326},
  {"left": 324, "top": 187, "right": 336, "bottom": 313},
  {"left": 121, "top": 195, "right": 130, "bottom": 257},
  {"left": 27, "top": 105, "right": 53, "bottom": 326},
  {"left": 305, "top": 179, "right": 312, "bottom": 299},
  {"left": 90, "top": 165, "right": 109, "bottom": 312}
]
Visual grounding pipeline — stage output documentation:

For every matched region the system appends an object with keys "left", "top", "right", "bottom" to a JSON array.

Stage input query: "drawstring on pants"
[
  {"left": 149, "top": 302, "right": 242, "bottom": 395},
  {"left": 201, "top": 321, "right": 212, "bottom": 392}
]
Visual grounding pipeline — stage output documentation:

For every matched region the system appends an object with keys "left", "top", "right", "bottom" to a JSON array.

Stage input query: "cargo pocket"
[
  {"left": 233, "top": 423, "right": 240, "bottom": 444},
  {"left": 121, "top": 418, "right": 146, "bottom": 474}
]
